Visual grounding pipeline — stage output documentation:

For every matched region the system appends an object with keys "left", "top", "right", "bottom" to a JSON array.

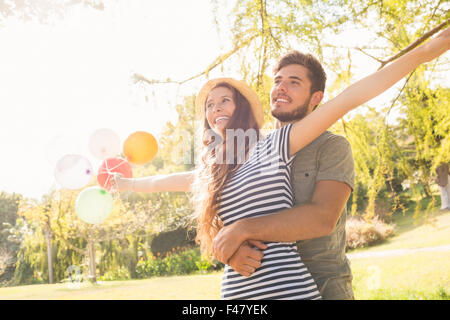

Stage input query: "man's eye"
[{"left": 207, "top": 103, "right": 214, "bottom": 108}]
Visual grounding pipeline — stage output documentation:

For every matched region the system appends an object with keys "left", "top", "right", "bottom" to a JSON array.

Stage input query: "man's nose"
[{"left": 276, "top": 80, "right": 288, "bottom": 93}]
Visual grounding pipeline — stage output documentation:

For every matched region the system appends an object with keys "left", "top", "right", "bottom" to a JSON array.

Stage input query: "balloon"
[
  {"left": 75, "top": 186, "right": 113, "bottom": 224},
  {"left": 54, "top": 154, "right": 93, "bottom": 189},
  {"left": 89, "top": 128, "right": 121, "bottom": 160},
  {"left": 97, "top": 157, "right": 133, "bottom": 191},
  {"left": 123, "top": 131, "right": 158, "bottom": 165}
]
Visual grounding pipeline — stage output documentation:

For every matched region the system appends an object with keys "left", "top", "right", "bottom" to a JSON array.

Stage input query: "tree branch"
[
  {"left": 378, "top": 18, "right": 450, "bottom": 70},
  {"left": 133, "top": 35, "right": 258, "bottom": 86},
  {"left": 383, "top": 68, "right": 416, "bottom": 125},
  {"left": 355, "top": 47, "right": 385, "bottom": 63},
  {"left": 58, "top": 237, "right": 87, "bottom": 256}
]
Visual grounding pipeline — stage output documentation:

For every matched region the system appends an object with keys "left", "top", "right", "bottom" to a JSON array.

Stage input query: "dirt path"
[{"left": 347, "top": 244, "right": 450, "bottom": 260}]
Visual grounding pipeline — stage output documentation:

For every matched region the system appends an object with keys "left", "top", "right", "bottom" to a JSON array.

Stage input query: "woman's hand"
[
  {"left": 111, "top": 173, "right": 132, "bottom": 192},
  {"left": 421, "top": 26, "right": 450, "bottom": 63}
]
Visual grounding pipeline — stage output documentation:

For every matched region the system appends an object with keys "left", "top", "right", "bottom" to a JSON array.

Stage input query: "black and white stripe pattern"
[{"left": 218, "top": 124, "right": 321, "bottom": 300}]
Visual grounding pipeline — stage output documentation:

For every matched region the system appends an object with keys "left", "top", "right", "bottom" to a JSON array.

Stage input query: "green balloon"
[{"left": 75, "top": 186, "right": 113, "bottom": 224}]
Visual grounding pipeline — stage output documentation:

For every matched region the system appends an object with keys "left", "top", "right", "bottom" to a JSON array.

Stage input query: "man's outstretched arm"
[{"left": 213, "top": 180, "right": 351, "bottom": 264}]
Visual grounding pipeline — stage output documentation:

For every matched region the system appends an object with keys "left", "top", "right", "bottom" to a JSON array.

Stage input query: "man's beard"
[{"left": 271, "top": 96, "right": 312, "bottom": 122}]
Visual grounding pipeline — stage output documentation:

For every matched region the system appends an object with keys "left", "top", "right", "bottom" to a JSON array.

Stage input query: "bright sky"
[
  {"left": 0, "top": 0, "right": 223, "bottom": 199},
  {"left": 0, "top": 1, "right": 448, "bottom": 201}
]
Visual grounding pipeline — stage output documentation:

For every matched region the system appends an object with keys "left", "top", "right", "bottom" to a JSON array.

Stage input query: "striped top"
[{"left": 218, "top": 124, "right": 322, "bottom": 300}]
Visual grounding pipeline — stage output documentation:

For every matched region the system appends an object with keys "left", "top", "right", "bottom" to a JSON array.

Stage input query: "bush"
[
  {"left": 0, "top": 248, "right": 13, "bottom": 276},
  {"left": 346, "top": 216, "right": 395, "bottom": 250},
  {"left": 135, "top": 247, "right": 223, "bottom": 278},
  {"left": 150, "top": 227, "right": 196, "bottom": 257},
  {"left": 98, "top": 267, "right": 131, "bottom": 281},
  {"left": 0, "top": 248, "right": 16, "bottom": 286}
]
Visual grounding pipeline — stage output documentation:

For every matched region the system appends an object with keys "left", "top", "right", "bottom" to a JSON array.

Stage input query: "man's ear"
[{"left": 311, "top": 91, "right": 324, "bottom": 109}]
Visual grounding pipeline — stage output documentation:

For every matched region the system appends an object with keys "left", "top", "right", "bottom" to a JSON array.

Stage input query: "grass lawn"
[
  {"left": 347, "top": 208, "right": 450, "bottom": 254},
  {"left": 0, "top": 210, "right": 449, "bottom": 300},
  {"left": 0, "top": 272, "right": 223, "bottom": 300},
  {"left": 351, "top": 250, "right": 450, "bottom": 300}
]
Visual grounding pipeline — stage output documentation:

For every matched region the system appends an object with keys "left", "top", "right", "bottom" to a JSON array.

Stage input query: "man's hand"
[
  {"left": 228, "top": 241, "right": 266, "bottom": 277},
  {"left": 212, "top": 221, "right": 267, "bottom": 264},
  {"left": 212, "top": 222, "right": 245, "bottom": 264}
]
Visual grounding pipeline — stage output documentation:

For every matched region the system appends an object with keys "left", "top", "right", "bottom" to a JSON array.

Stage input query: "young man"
[
  {"left": 113, "top": 27, "right": 449, "bottom": 300},
  {"left": 212, "top": 51, "right": 355, "bottom": 300}
]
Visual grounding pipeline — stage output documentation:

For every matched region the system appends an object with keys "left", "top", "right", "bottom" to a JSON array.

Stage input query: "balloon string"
[
  {"left": 99, "top": 158, "right": 132, "bottom": 202},
  {"left": 100, "top": 159, "right": 127, "bottom": 174},
  {"left": 99, "top": 159, "right": 128, "bottom": 191}
]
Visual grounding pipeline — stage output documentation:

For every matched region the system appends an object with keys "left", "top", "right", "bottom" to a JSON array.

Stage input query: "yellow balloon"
[{"left": 123, "top": 131, "right": 158, "bottom": 165}]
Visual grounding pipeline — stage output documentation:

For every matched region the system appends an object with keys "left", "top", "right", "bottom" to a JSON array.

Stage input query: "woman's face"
[{"left": 205, "top": 86, "right": 236, "bottom": 134}]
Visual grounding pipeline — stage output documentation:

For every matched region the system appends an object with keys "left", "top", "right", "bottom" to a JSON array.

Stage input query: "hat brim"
[{"left": 195, "top": 78, "right": 264, "bottom": 128}]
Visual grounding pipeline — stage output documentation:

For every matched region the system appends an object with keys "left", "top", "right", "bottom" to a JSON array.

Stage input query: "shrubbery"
[
  {"left": 135, "top": 247, "right": 223, "bottom": 279},
  {"left": 346, "top": 216, "right": 395, "bottom": 250},
  {"left": 98, "top": 267, "right": 131, "bottom": 281}
]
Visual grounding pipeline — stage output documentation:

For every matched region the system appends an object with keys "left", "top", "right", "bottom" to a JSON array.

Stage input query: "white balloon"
[
  {"left": 54, "top": 154, "right": 93, "bottom": 189},
  {"left": 89, "top": 128, "right": 121, "bottom": 160}
]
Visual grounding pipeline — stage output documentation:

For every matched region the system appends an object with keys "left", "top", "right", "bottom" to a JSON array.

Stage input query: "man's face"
[{"left": 270, "top": 64, "right": 315, "bottom": 122}]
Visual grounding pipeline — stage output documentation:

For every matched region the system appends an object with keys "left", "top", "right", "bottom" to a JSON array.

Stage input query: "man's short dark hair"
[{"left": 273, "top": 51, "right": 327, "bottom": 94}]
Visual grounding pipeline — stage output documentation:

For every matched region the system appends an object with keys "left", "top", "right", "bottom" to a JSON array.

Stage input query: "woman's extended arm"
[
  {"left": 289, "top": 27, "right": 450, "bottom": 156},
  {"left": 115, "top": 171, "right": 195, "bottom": 193}
]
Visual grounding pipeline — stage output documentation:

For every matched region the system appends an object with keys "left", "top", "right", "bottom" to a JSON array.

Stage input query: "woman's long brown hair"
[{"left": 191, "top": 82, "right": 261, "bottom": 258}]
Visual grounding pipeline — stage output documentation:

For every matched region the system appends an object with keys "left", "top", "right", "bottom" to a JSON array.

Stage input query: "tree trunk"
[
  {"left": 45, "top": 225, "right": 54, "bottom": 284},
  {"left": 87, "top": 240, "right": 97, "bottom": 283}
]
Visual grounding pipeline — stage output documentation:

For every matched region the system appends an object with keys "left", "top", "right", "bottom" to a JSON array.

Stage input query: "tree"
[
  {"left": 0, "top": 191, "right": 21, "bottom": 247},
  {"left": 0, "top": 0, "right": 104, "bottom": 23},
  {"left": 398, "top": 80, "right": 450, "bottom": 216},
  {"left": 17, "top": 187, "right": 158, "bottom": 284},
  {"left": 0, "top": 192, "right": 22, "bottom": 284},
  {"left": 133, "top": 0, "right": 448, "bottom": 218}
]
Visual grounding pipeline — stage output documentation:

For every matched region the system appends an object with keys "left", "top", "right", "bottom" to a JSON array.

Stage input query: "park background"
[{"left": 0, "top": 0, "right": 449, "bottom": 299}]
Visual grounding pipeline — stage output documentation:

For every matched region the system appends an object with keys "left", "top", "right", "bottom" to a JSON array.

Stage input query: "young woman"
[{"left": 114, "top": 28, "right": 449, "bottom": 300}]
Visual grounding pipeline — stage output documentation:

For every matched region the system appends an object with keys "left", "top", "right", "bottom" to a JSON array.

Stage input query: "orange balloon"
[{"left": 123, "top": 131, "right": 158, "bottom": 165}]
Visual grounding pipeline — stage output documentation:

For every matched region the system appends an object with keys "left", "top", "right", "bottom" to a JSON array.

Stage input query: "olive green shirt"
[{"left": 292, "top": 131, "right": 355, "bottom": 300}]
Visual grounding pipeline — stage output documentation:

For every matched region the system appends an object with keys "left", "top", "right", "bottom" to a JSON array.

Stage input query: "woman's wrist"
[{"left": 117, "top": 177, "right": 134, "bottom": 192}]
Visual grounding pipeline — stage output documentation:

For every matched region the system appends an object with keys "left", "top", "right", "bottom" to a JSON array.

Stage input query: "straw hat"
[{"left": 195, "top": 78, "right": 264, "bottom": 128}]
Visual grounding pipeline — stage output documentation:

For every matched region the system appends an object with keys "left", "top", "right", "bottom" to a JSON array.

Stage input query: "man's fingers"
[{"left": 248, "top": 240, "right": 267, "bottom": 250}]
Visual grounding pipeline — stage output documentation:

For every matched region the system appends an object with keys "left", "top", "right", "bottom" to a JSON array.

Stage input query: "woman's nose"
[{"left": 212, "top": 102, "right": 223, "bottom": 112}]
